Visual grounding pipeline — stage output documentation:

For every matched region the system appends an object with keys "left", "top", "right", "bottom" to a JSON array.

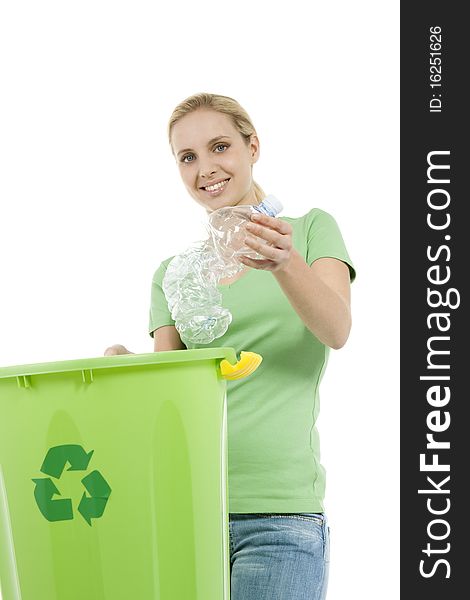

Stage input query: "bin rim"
[{"left": 0, "top": 347, "right": 238, "bottom": 380}]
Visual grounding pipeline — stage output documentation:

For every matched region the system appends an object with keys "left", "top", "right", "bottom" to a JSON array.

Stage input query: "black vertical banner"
[{"left": 401, "top": 3, "right": 468, "bottom": 597}]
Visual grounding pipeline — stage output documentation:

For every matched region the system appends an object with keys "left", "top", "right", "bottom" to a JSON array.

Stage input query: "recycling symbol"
[{"left": 32, "top": 444, "right": 111, "bottom": 526}]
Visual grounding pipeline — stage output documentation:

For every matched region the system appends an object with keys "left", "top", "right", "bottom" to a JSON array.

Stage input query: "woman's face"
[{"left": 170, "top": 109, "right": 260, "bottom": 213}]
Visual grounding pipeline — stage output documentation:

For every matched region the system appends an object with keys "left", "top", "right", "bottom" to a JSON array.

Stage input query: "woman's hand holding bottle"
[{"left": 241, "top": 213, "right": 294, "bottom": 273}]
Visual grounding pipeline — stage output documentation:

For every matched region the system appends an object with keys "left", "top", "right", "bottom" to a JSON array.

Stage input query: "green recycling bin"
[{"left": 0, "top": 348, "right": 261, "bottom": 600}]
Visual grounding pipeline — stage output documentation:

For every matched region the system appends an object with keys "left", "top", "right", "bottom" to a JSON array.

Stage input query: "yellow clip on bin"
[
  {"left": 219, "top": 351, "right": 263, "bottom": 380},
  {"left": 0, "top": 348, "right": 261, "bottom": 600}
]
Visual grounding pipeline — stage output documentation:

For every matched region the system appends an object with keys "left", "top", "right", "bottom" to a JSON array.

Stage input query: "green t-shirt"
[{"left": 148, "top": 208, "right": 356, "bottom": 513}]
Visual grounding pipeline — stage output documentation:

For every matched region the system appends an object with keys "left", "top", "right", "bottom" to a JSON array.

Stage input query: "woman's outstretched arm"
[
  {"left": 241, "top": 213, "right": 352, "bottom": 349},
  {"left": 273, "top": 253, "right": 351, "bottom": 349}
]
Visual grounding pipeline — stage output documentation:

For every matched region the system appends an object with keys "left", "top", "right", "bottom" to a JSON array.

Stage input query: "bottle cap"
[{"left": 262, "top": 195, "right": 283, "bottom": 217}]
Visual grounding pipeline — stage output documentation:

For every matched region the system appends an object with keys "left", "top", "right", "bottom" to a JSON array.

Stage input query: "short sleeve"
[
  {"left": 305, "top": 209, "right": 356, "bottom": 282},
  {"left": 148, "top": 259, "right": 175, "bottom": 338}
]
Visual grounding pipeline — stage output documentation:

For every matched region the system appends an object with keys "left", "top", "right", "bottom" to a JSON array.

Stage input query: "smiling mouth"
[{"left": 201, "top": 178, "right": 230, "bottom": 192}]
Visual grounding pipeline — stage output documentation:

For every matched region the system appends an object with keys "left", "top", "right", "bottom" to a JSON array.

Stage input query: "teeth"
[{"left": 205, "top": 179, "right": 228, "bottom": 191}]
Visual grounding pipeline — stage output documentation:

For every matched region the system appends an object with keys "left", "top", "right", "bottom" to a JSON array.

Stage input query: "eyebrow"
[{"left": 176, "top": 136, "right": 231, "bottom": 158}]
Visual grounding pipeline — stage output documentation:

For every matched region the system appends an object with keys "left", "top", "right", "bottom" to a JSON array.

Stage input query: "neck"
[{"left": 235, "top": 187, "right": 260, "bottom": 208}]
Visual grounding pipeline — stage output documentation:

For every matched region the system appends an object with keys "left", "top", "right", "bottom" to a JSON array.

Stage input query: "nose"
[
  {"left": 200, "top": 169, "right": 217, "bottom": 181},
  {"left": 198, "top": 159, "right": 217, "bottom": 180}
]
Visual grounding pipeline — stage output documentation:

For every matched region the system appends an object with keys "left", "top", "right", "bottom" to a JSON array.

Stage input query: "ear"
[{"left": 249, "top": 134, "right": 260, "bottom": 164}]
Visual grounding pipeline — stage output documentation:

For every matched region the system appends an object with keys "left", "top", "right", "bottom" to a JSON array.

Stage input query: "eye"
[
  {"left": 214, "top": 143, "right": 228, "bottom": 152},
  {"left": 181, "top": 153, "right": 195, "bottom": 163}
]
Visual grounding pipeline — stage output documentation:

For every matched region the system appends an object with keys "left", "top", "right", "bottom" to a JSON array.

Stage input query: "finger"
[
  {"left": 244, "top": 234, "right": 281, "bottom": 260},
  {"left": 239, "top": 255, "right": 274, "bottom": 270},
  {"left": 245, "top": 222, "right": 289, "bottom": 250},
  {"left": 251, "top": 213, "right": 292, "bottom": 235}
]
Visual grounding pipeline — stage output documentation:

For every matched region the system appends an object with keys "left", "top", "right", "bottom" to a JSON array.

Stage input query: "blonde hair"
[{"left": 168, "top": 92, "right": 266, "bottom": 203}]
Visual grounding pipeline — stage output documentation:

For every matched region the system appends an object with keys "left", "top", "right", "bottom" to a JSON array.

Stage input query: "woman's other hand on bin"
[{"left": 104, "top": 344, "right": 134, "bottom": 356}]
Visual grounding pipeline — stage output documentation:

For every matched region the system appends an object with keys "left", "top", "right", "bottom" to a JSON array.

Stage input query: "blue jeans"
[{"left": 229, "top": 512, "right": 330, "bottom": 600}]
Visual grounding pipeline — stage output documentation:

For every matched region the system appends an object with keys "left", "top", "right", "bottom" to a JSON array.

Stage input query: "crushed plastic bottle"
[
  {"left": 162, "top": 240, "right": 232, "bottom": 345},
  {"left": 163, "top": 196, "right": 283, "bottom": 345}
]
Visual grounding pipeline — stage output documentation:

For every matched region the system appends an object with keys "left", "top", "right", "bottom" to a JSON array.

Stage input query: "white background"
[{"left": 0, "top": 1, "right": 399, "bottom": 598}]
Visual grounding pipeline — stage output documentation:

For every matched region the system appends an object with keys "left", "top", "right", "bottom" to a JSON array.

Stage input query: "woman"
[{"left": 106, "top": 92, "right": 356, "bottom": 599}]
